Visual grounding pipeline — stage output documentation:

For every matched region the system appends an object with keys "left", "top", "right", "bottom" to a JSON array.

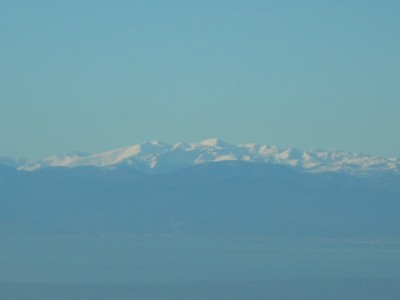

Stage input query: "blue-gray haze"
[
  {"left": 1, "top": 162, "right": 400, "bottom": 299},
  {"left": 0, "top": 235, "right": 399, "bottom": 300}
]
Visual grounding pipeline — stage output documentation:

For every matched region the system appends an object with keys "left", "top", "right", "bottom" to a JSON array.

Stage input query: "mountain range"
[
  {"left": 4, "top": 138, "right": 399, "bottom": 175},
  {"left": 1, "top": 139, "right": 400, "bottom": 238}
]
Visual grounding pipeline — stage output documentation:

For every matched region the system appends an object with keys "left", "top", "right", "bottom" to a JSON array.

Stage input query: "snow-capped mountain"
[{"left": 14, "top": 138, "right": 400, "bottom": 175}]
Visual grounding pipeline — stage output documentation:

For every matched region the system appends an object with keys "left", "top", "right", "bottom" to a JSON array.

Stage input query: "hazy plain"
[{"left": 1, "top": 234, "right": 399, "bottom": 300}]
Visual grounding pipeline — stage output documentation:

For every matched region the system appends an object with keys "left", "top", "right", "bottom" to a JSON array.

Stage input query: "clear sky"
[{"left": 1, "top": 1, "right": 399, "bottom": 159}]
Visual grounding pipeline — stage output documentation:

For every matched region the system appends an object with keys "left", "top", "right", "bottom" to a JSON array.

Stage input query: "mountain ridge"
[{"left": 2, "top": 138, "right": 399, "bottom": 175}]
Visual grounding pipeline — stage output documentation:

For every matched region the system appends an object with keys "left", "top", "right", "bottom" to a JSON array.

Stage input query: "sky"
[{"left": 1, "top": 0, "right": 399, "bottom": 159}]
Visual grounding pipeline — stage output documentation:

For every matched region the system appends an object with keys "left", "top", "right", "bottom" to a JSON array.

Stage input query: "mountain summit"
[
  {"left": 9, "top": 139, "right": 400, "bottom": 175},
  {"left": 196, "top": 138, "right": 233, "bottom": 148}
]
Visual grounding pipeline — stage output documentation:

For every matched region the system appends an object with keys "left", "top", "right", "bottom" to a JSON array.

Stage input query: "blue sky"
[{"left": 1, "top": 1, "right": 399, "bottom": 158}]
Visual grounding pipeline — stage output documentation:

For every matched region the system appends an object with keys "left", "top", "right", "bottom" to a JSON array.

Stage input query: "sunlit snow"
[{"left": 16, "top": 139, "right": 400, "bottom": 175}]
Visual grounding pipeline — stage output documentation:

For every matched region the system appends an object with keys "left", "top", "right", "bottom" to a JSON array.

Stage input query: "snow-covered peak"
[
  {"left": 137, "top": 140, "right": 170, "bottom": 154},
  {"left": 172, "top": 142, "right": 191, "bottom": 150},
  {"left": 12, "top": 138, "right": 400, "bottom": 175},
  {"left": 195, "top": 138, "right": 233, "bottom": 148},
  {"left": 141, "top": 140, "right": 169, "bottom": 148},
  {"left": 278, "top": 148, "right": 304, "bottom": 160}
]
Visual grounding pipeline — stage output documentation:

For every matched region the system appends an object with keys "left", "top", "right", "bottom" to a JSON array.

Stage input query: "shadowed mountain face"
[{"left": 1, "top": 162, "right": 399, "bottom": 238}]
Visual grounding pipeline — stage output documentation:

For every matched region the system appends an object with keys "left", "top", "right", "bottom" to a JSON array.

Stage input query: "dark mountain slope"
[{"left": 0, "top": 162, "right": 399, "bottom": 238}]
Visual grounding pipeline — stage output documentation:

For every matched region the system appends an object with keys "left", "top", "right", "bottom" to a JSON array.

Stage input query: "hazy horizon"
[{"left": 1, "top": 1, "right": 399, "bottom": 158}]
